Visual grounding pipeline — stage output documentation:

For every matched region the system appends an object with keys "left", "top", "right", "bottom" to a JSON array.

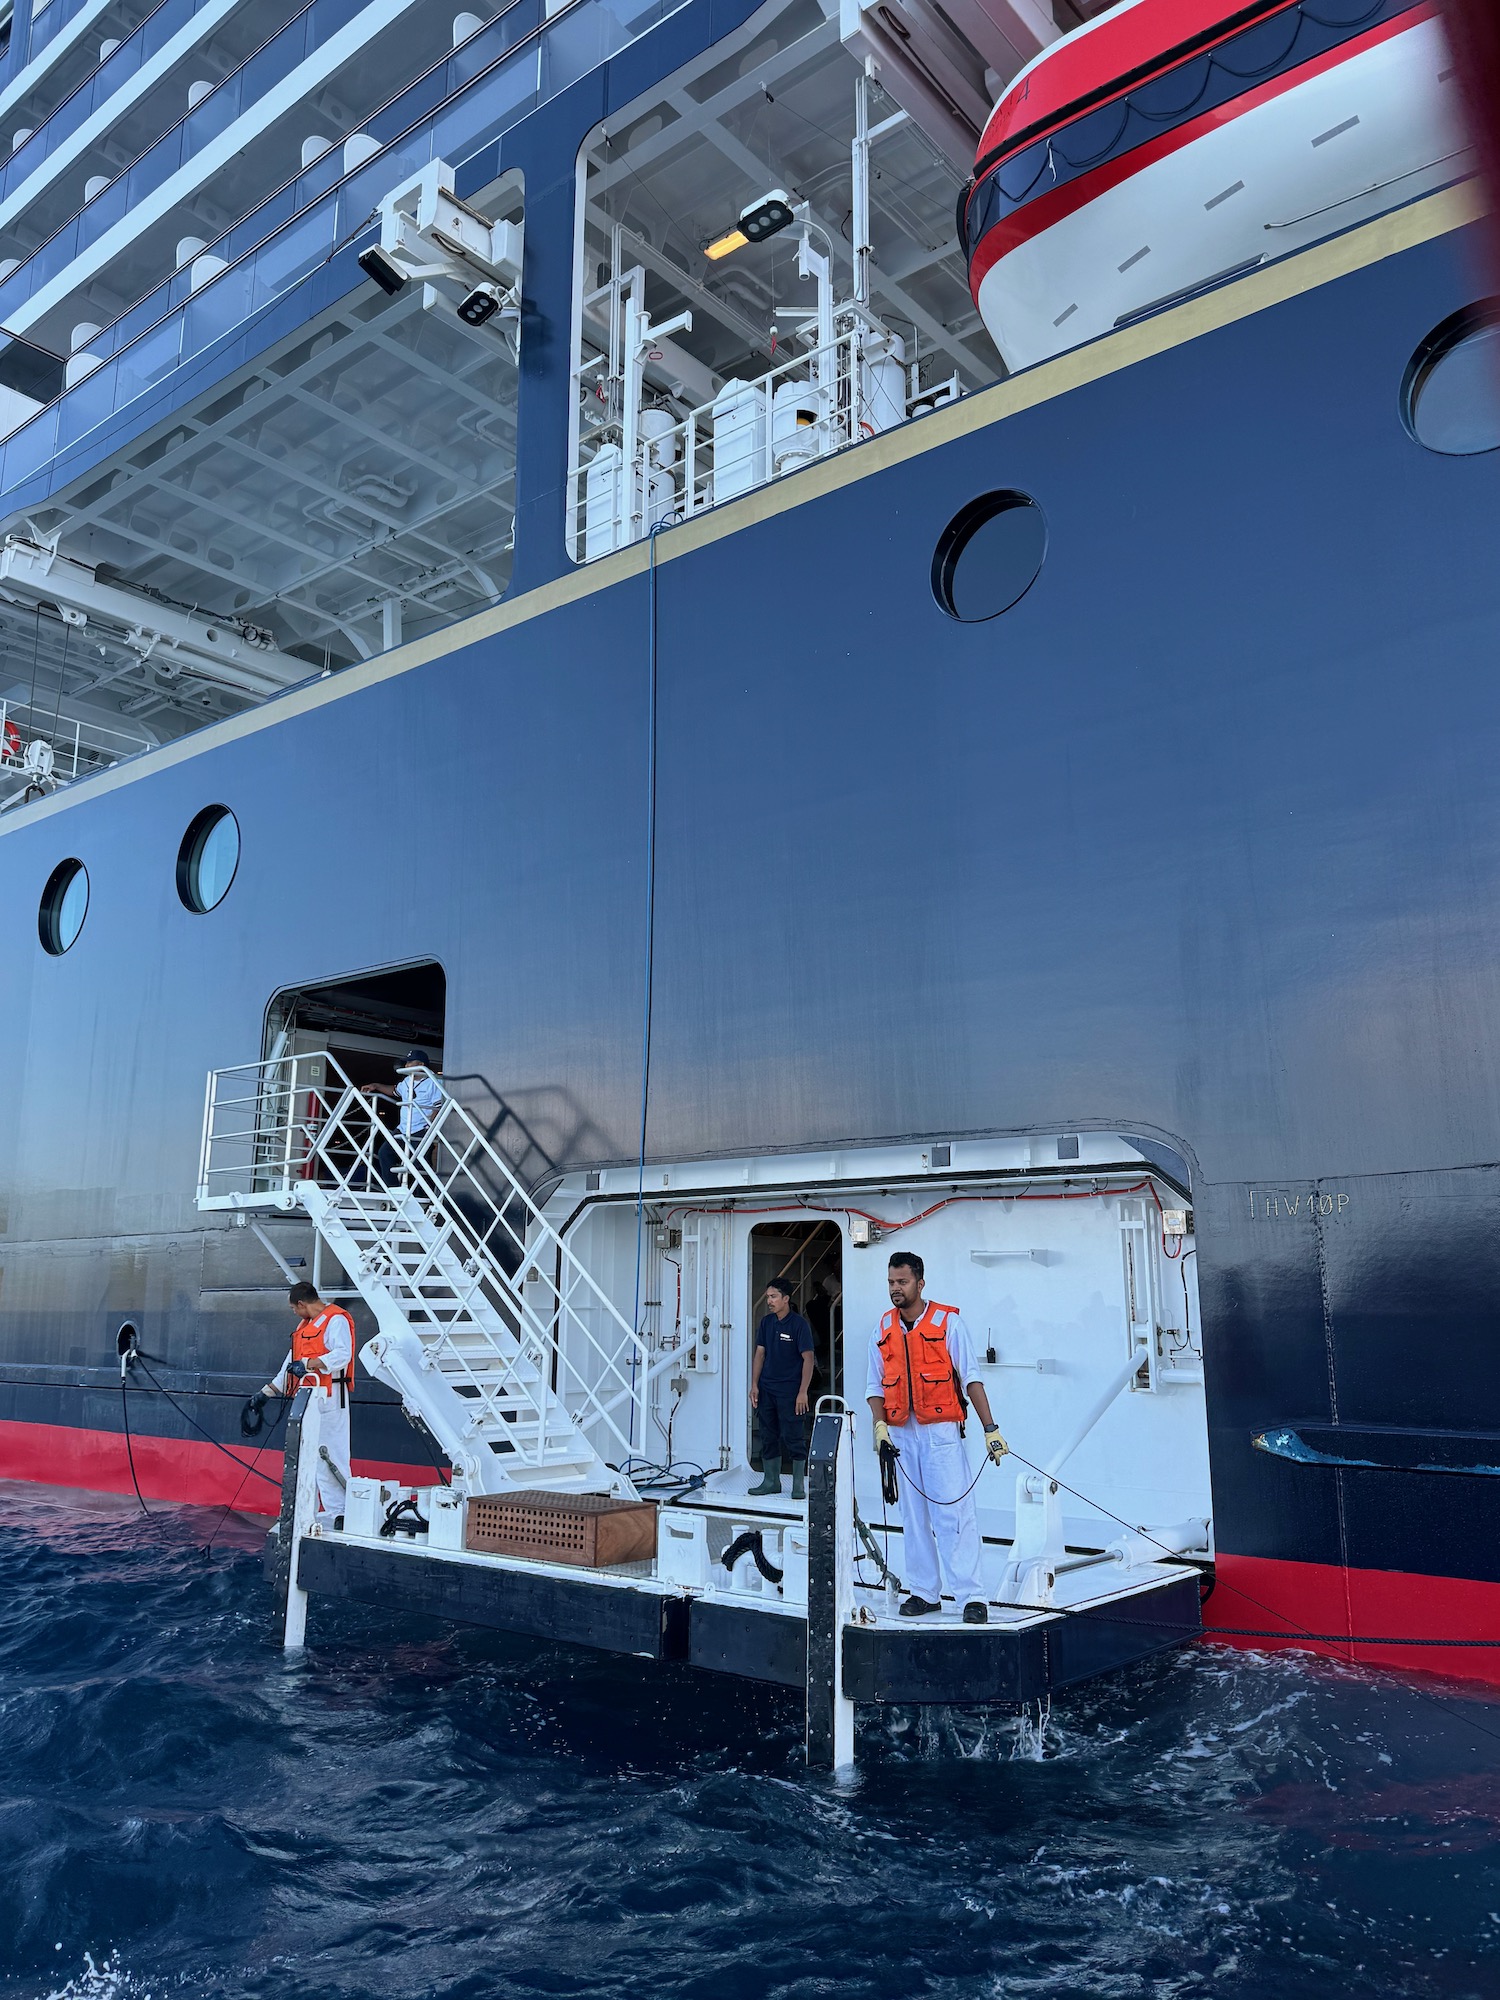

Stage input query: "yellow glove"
[
  {"left": 984, "top": 1426, "right": 1009, "bottom": 1465},
  {"left": 874, "top": 1419, "right": 892, "bottom": 1451}
]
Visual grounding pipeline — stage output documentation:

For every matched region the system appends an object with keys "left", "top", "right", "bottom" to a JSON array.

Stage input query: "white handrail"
[{"left": 199, "top": 1052, "right": 661, "bottom": 1470}]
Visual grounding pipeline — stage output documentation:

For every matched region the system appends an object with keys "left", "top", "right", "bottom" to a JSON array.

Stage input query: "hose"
[{"left": 721, "top": 1527, "right": 784, "bottom": 1584}]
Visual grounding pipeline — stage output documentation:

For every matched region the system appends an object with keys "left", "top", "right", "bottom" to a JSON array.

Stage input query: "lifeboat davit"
[{"left": 964, "top": 0, "right": 1465, "bottom": 372}]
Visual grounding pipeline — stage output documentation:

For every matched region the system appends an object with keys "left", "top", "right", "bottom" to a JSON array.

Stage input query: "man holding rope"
[
  {"left": 866, "top": 1251, "right": 1009, "bottom": 1623},
  {"left": 246, "top": 1281, "right": 355, "bottom": 1521}
]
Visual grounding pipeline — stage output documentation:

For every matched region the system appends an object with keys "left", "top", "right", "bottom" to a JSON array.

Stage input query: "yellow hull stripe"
[{"left": 1, "top": 179, "right": 1482, "bottom": 837}]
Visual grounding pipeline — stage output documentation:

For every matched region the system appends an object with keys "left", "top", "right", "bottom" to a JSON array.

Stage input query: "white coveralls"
[
  {"left": 268, "top": 1307, "right": 353, "bottom": 1516},
  {"left": 866, "top": 1310, "right": 986, "bottom": 1609}
]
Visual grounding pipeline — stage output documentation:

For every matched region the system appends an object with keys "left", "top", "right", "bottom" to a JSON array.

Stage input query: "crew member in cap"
[
  {"left": 866, "top": 1250, "right": 1008, "bottom": 1622},
  {"left": 370, "top": 1049, "right": 442, "bottom": 1183},
  {"left": 749, "top": 1279, "right": 815, "bottom": 1499}
]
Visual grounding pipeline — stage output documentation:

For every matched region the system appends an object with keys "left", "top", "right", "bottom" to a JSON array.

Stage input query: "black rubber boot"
[
  {"left": 899, "top": 1595, "right": 941, "bottom": 1617},
  {"left": 963, "top": 1600, "right": 988, "bottom": 1625},
  {"left": 749, "top": 1457, "right": 782, "bottom": 1495},
  {"left": 791, "top": 1461, "right": 805, "bottom": 1501}
]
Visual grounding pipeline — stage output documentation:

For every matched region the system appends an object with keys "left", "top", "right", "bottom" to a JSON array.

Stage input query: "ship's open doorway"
[
  {"left": 263, "top": 962, "right": 447, "bottom": 1089},
  {"left": 748, "top": 1219, "right": 842, "bottom": 1469}
]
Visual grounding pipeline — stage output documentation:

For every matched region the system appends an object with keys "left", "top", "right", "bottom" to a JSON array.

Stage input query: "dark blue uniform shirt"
[{"left": 755, "top": 1310, "right": 814, "bottom": 1390}]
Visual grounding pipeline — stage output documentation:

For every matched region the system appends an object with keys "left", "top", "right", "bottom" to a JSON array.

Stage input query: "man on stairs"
[
  {"left": 866, "top": 1250, "right": 1009, "bottom": 1623},
  {"left": 258, "top": 1281, "right": 355, "bottom": 1521},
  {"left": 748, "top": 1279, "right": 815, "bottom": 1499}
]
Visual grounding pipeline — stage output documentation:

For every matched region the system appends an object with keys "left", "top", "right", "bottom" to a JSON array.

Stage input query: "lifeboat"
[{"left": 964, "top": 0, "right": 1464, "bottom": 372}]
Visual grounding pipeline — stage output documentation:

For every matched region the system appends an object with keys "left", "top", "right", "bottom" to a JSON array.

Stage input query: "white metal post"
[
  {"left": 283, "top": 1388, "right": 322, "bottom": 1650},
  {"left": 852, "top": 66, "right": 872, "bottom": 311},
  {"left": 831, "top": 1410, "right": 856, "bottom": 1772}
]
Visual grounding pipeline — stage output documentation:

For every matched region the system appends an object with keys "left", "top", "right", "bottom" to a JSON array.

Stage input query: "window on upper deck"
[{"left": 567, "top": 0, "right": 1002, "bottom": 562}]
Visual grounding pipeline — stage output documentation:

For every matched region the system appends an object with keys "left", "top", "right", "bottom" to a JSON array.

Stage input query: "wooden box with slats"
[{"left": 464, "top": 1489, "right": 658, "bottom": 1567}]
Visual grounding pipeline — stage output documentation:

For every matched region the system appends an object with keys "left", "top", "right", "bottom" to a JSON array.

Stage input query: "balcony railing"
[
  {"left": 0, "top": 0, "right": 685, "bottom": 491},
  {"left": 28, "top": 0, "right": 102, "bottom": 62},
  {"left": 5, "top": 0, "right": 255, "bottom": 209},
  {"left": 0, "top": 0, "right": 388, "bottom": 337}
]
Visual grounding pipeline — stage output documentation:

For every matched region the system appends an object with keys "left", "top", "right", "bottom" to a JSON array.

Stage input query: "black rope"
[
  {"left": 133, "top": 1357, "right": 283, "bottom": 1490},
  {"left": 203, "top": 1395, "right": 288, "bottom": 1557},
  {"left": 23, "top": 601, "right": 40, "bottom": 730},
  {"left": 48, "top": 619, "right": 70, "bottom": 738},
  {"left": 119, "top": 1373, "right": 150, "bottom": 1517}
]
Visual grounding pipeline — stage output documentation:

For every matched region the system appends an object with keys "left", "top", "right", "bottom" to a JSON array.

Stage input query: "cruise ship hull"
[{"left": 3, "top": 177, "right": 1500, "bottom": 1680}]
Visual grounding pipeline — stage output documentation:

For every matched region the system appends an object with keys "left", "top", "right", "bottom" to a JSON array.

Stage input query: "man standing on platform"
[
  {"left": 748, "top": 1279, "right": 816, "bottom": 1499},
  {"left": 249, "top": 1281, "right": 355, "bottom": 1521},
  {"left": 866, "top": 1250, "right": 1008, "bottom": 1622}
]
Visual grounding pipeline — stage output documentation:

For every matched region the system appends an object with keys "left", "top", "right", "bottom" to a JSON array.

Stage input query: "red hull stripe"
[
  {"left": 0, "top": 1416, "right": 443, "bottom": 1516},
  {"left": 1206, "top": 1553, "right": 1500, "bottom": 1686},
  {"left": 968, "top": 7, "right": 1434, "bottom": 299}
]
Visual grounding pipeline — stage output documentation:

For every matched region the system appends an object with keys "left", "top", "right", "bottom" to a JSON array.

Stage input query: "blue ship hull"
[{"left": 1, "top": 109, "right": 1498, "bottom": 1674}]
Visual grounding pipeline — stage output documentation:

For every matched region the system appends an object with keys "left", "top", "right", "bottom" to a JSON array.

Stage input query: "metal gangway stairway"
[{"left": 197, "top": 1053, "right": 664, "bottom": 1498}]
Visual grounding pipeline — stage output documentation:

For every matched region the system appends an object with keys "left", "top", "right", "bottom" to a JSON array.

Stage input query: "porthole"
[
  {"left": 1403, "top": 304, "right": 1500, "bottom": 456},
  {"left": 932, "top": 491, "right": 1047, "bottom": 622},
  {"left": 39, "top": 858, "right": 89, "bottom": 955},
  {"left": 177, "top": 805, "right": 239, "bottom": 913}
]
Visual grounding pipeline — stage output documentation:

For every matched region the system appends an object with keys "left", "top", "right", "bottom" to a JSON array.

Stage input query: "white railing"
[
  {"left": 569, "top": 324, "right": 952, "bottom": 560},
  {"left": 198, "top": 1053, "right": 670, "bottom": 1473},
  {"left": 0, "top": 696, "right": 153, "bottom": 796}
]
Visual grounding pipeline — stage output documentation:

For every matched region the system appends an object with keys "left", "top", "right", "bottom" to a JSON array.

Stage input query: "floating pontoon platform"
[{"left": 268, "top": 1398, "right": 1203, "bottom": 1769}]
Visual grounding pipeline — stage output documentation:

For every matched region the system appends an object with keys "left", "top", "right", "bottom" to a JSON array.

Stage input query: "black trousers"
[{"left": 758, "top": 1384, "right": 806, "bottom": 1462}]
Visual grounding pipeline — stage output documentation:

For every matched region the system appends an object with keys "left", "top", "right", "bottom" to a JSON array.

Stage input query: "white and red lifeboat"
[{"left": 964, "top": 0, "right": 1465, "bottom": 372}]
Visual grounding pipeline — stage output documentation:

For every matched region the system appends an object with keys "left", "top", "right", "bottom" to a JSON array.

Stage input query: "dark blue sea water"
[{"left": 2, "top": 1483, "right": 1498, "bottom": 2000}]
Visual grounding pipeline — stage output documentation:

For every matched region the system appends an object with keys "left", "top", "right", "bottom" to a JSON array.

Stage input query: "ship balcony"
[
  {"left": 23, "top": 0, "right": 110, "bottom": 70},
  {"left": 0, "top": 0, "right": 495, "bottom": 363},
  {"left": 0, "top": 0, "right": 682, "bottom": 498},
  {"left": 0, "top": 0, "right": 309, "bottom": 266}
]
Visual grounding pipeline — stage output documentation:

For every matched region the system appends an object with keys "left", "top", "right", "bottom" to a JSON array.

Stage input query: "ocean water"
[{"left": 1, "top": 1484, "right": 1497, "bottom": 2000}]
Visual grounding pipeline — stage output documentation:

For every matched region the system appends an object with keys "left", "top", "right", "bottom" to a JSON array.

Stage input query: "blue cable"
[{"left": 629, "top": 520, "right": 668, "bottom": 1448}]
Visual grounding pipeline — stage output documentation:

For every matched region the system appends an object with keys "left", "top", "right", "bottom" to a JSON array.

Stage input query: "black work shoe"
[
  {"left": 899, "top": 1595, "right": 941, "bottom": 1618},
  {"left": 963, "top": 1600, "right": 988, "bottom": 1625}
]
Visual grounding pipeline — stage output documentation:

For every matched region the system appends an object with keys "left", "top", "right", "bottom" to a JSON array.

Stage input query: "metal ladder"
[{"left": 198, "top": 1052, "right": 664, "bottom": 1497}]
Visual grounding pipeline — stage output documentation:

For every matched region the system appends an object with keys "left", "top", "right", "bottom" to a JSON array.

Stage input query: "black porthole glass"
[
  {"left": 932, "top": 492, "right": 1047, "bottom": 623},
  {"left": 177, "top": 804, "right": 240, "bottom": 913},
  {"left": 1404, "top": 304, "right": 1500, "bottom": 457},
  {"left": 39, "top": 858, "right": 88, "bottom": 954}
]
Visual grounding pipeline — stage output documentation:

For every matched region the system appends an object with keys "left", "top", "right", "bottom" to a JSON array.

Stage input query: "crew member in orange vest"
[
  {"left": 261, "top": 1280, "right": 355, "bottom": 1518},
  {"left": 865, "top": 1250, "right": 1008, "bottom": 1623}
]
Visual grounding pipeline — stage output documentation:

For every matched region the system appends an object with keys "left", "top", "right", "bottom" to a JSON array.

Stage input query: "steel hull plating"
[{"left": 3, "top": 197, "right": 1500, "bottom": 1680}]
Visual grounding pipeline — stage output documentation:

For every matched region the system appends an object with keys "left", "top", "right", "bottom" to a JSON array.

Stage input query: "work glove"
[
  {"left": 873, "top": 1419, "right": 892, "bottom": 1452},
  {"left": 240, "top": 1391, "right": 268, "bottom": 1438},
  {"left": 984, "top": 1425, "right": 1009, "bottom": 1466}
]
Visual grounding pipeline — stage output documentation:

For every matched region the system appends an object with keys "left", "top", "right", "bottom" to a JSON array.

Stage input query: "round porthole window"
[
  {"left": 177, "top": 804, "right": 239, "bottom": 913},
  {"left": 1403, "top": 304, "right": 1500, "bottom": 456},
  {"left": 932, "top": 491, "right": 1047, "bottom": 622},
  {"left": 39, "top": 858, "right": 89, "bottom": 954}
]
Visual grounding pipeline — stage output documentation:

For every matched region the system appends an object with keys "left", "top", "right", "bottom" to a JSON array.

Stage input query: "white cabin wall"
[{"left": 554, "top": 1162, "right": 1210, "bottom": 1551}]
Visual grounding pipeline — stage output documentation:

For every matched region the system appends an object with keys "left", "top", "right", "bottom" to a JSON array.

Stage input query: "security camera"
[
  {"left": 457, "top": 281, "right": 505, "bottom": 327},
  {"left": 358, "top": 245, "right": 408, "bottom": 295}
]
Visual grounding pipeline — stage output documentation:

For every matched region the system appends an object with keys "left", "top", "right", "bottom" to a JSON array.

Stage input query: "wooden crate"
[{"left": 465, "top": 1490, "right": 658, "bottom": 1567}]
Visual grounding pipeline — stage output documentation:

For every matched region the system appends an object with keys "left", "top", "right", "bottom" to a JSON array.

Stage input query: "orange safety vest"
[
  {"left": 878, "top": 1299, "right": 967, "bottom": 1427},
  {"left": 291, "top": 1304, "right": 355, "bottom": 1399}
]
